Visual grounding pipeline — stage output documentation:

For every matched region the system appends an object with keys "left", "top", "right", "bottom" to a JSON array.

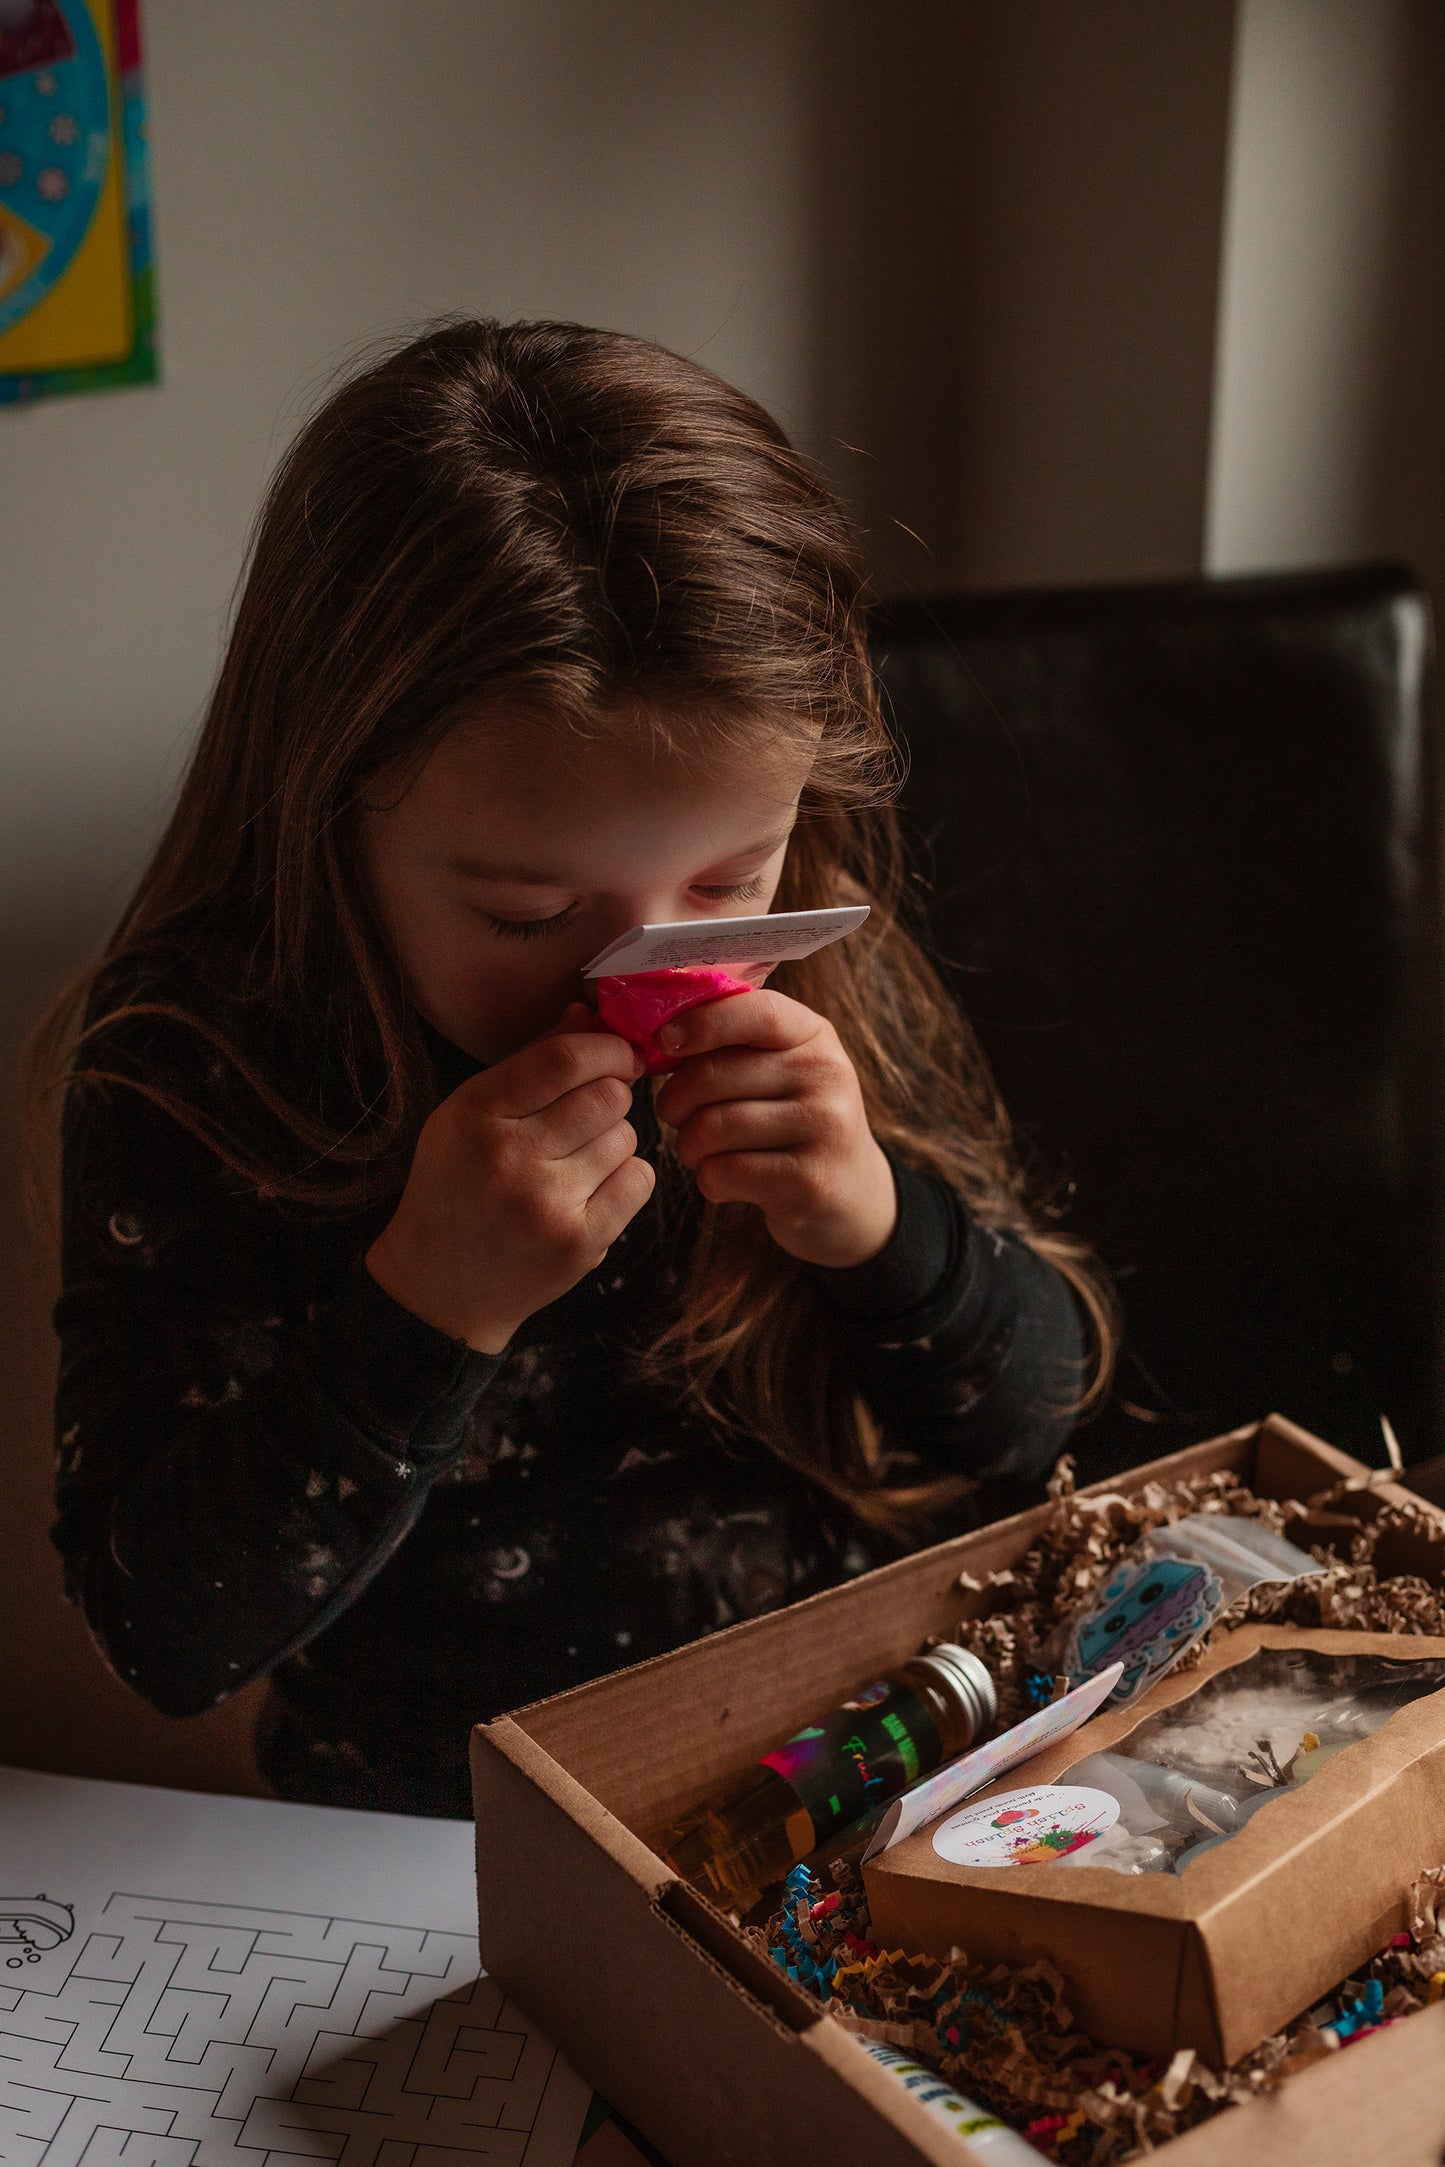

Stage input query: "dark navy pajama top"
[{"left": 51, "top": 983, "right": 1084, "bottom": 1817}]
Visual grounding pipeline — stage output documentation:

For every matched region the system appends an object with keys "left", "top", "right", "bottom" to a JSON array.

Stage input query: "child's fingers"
[
  {"left": 559, "top": 1112, "right": 642, "bottom": 1190},
  {"left": 584, "top": 1152, "right": 657, "bottom": 1244},
  {"left": 487, "top": 1028, "right": 641, "bottom": 1117},
  {"left": 529, "top": 1075, "right": 636, "bottom": 1157},
  {"left": 693, "top": 1149, "right": 812, "bottom": 1209},
  {"left": 674, "top": 1097, "right": 810, "bottom": 1169},
  {"left": 654, "top": 1046, "right": 792, "bottom": 1128},
  {"left": 657, "top": 987, "right": 813, "bottom": 1063}
]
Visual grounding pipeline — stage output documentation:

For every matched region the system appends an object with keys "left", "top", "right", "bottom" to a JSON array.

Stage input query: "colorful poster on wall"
[{"left": 0, "top": 0, "right": 155, "bottom": 404}]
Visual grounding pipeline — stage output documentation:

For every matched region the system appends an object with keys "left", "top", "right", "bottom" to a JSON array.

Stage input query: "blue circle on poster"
[{"left": 0, "top": 0, "right": 111, "bottom": 336}]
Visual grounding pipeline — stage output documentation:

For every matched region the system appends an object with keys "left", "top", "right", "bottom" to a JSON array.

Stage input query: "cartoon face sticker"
[{"left": 1065, "top": 1554, "right": 1224, "bottom": 1707}]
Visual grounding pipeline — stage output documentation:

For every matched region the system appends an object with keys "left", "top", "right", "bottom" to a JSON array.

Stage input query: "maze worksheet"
[{"left": 0, "top": 1769, "right": 590, "bottom": 2167}]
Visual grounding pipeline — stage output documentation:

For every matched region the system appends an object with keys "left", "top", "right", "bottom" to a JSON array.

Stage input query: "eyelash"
[
  {"left": 482, "top": 878, "right": 766, "bottom": 941},
  {"left": 694, "top": 877, "right": 766, "bottom": 902},
  {"left": 482, "top": 904, "right": 583, "bottom": 942}
]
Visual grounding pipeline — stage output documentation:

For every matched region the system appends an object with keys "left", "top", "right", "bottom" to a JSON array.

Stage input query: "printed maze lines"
[{"left": 0, "top": 1894, "right": 562, "bottom": 2167}]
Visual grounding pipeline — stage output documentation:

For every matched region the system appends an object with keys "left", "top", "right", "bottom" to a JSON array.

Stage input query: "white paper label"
[
  {"left": 859, "top": 1660, "right": 1123, "bottom": 1864},
  {"left": 931, "top": 1784, "right": 1120, "bottom": 1869},
  {"left": 582, "top": 905, "right": 868, "bottom": 977}
]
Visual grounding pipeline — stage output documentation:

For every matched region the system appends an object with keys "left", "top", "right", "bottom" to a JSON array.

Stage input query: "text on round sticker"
[{"left": 931, "top": 1784, "right": 1120, "bottom": 1868}]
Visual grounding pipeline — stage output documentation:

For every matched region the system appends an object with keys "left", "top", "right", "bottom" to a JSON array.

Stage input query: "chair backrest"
[{"left": 871, "top": 565, "right": 1442, "bottom": 1474}]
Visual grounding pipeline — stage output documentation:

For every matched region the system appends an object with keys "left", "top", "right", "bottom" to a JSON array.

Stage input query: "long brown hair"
[{"left": 29, "top": 318, "right": 1114, "bottom": 1518}]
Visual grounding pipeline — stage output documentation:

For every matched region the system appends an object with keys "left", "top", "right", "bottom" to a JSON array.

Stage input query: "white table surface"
[{"left": 0, "top": 1763, "right": 592, "bottom": 2166}]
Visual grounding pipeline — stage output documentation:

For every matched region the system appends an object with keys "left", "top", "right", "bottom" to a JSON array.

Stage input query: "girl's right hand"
[{"left": 365, "top": 1020, "right": 654, "bottom": 1353}]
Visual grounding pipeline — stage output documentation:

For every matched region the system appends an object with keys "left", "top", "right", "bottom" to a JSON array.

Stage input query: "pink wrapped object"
[{"left": 593, "top": 968, "right": 754, "bottom": 1073}]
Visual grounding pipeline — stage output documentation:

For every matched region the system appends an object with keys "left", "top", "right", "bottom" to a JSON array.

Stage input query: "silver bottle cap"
[{"left": 914, "top": 1643, "right": 998, "bottom": 1745}]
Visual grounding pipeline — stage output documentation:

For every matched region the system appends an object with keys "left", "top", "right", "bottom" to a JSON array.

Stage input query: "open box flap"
[{"left": 471, "top": 1720, "right": 992, "bottom": 2166}]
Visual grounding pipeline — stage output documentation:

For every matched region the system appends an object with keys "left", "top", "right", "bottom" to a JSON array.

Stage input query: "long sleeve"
[
  {"left": 51, "top": 1066, "right": 499, "bottom": 1717},
  {"left": 809, "top": 1153, "right": 1085, "bottom": 1487},
  {"left": 50, "top": 1000, "right": 1087, "bottom": 1796}
]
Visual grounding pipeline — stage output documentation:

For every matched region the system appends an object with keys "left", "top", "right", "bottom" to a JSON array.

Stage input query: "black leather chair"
[{"left": 871, "top": 565, "right": 1443, "bottom": 1475}]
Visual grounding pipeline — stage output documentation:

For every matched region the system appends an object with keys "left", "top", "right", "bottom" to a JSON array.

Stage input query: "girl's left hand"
[{"left": 652, "top": 988, "right": 897, "bottom": 1268}]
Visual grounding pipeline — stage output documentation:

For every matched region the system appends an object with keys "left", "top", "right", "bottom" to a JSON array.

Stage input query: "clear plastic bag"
[
  {"left": 1059, "top": 1645, "right": 1445, "bottom": 1875},
  {"left": 1059, "top": 1514, "right": 1318, "bottom": 1709},
  {"left": 1144, "top": 1515, "right": 1318, "bottom": 1604}
]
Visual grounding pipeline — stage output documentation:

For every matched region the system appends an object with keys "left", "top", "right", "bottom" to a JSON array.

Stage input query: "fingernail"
[{"left": 660, "top": 1023, "right": 685, "bottom": 1052}]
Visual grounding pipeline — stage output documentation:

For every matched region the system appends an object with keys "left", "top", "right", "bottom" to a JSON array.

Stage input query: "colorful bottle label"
[{"left": 760, "top": 1679, "right": 942, "bottom": 1845}]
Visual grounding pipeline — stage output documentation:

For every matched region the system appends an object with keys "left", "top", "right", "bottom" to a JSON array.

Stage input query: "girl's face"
[{"left": 361, "top": 719, "right": 812, "bottom": 1062}]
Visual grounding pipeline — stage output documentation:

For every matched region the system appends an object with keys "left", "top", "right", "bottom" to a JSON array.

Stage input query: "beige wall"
[
  {"left": 0, "top": 0, "right": 816, "bottom": 939},
  {"left": 3, "top": 0, "right": 1442, "bottom": 1798},
  {"left": 1208, "top": 0, "right": 1445, "bottom": 613},
  {"left": 808, "top": 0, "right": 1238, "bottom": 593}
]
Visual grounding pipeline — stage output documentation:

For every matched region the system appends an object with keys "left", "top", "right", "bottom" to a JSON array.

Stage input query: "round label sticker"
[{"left": 932, "top": 1784, "right": 1119, "bottom": 1868}]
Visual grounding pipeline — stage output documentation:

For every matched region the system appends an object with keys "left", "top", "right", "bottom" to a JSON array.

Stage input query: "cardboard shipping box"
[
  {"left": 865, "top": 1622, "right": 1445, "bottom": 2064},
  {"left": 471, "top": 1418, "right": 1445, "bottom": 2167}
]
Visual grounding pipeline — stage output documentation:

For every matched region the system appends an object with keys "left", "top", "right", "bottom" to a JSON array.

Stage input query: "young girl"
[{"left": 40, "top": 319, "right": 1111, "bottom": 1818}]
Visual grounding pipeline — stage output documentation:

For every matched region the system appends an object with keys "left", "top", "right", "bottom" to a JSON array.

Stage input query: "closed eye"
[
  {"left": 480, "top": 903, "right": 583, "bottom": 941},
  {"left": 481, "top": 875, "right": 765, "bottom": 938},
  {"left": 692, "top": 877, "right": 767, "bottom": 903}
]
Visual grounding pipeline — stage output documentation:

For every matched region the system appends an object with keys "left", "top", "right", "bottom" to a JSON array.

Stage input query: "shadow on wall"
[
  {"left": 1364, "top": 0, "right": 1445, "bottom": 616},
  {"left": 0, "top": 926, "right": 268, "bottom": 1797},
  {"left": 804, "top": 0, "right": 1239, "bottom": 595},
  {"left": 804, "top": 0, "right": 977, "bottom": 595}
]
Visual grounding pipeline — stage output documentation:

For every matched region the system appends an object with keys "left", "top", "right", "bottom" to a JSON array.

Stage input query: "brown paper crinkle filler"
[
  {"left": 757, "top": 1465, "right": 1445, "bottom": 2163},
  {"left": 949, "top": 1464, "right": 1445, "bottom": 1732}
]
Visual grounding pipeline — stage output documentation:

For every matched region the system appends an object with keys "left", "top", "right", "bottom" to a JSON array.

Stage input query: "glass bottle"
[{"left": 650, "top": 1644, "right": 996, "bottom": 1907}]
